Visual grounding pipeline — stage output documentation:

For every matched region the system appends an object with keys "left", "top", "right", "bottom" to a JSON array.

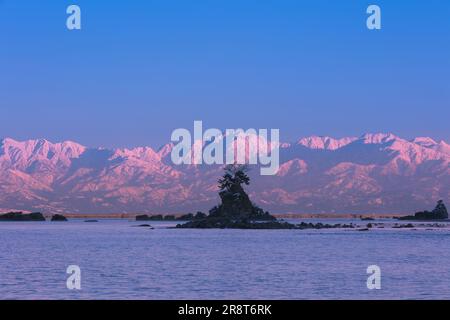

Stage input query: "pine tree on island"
[
  {"left": 176, "top": 164, "right": 296, "bottom": 229},
  {"left": 209, "top": 164, "right": 275, "bottom": 221},
  {"left": 433, "top": 200, "right": 449, "bottom": 219}
]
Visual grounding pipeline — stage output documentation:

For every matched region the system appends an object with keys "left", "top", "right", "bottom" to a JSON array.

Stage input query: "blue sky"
[{"left": 1, "top": 0, "right": 449, "bottom": 148}]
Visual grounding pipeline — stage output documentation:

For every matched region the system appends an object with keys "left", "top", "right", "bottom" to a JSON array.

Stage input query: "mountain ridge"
[{"left": 1, "top": 133, "right": 448, "bottom": 214}]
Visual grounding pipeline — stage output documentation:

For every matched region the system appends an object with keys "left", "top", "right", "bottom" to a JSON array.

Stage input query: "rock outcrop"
[
  {"left": 136, "top": 214, "right": 161, "bottom": 221},
  {"left": 135, "top": 214, "right": 203, "bottom": 221},
  {"left": 177, "top": 165, "right": 291, "bottom": 229},
  {"left": 51, "top": 214, "right": 68, "bottom": 221},
  {"left": 399, "top": 200, "right": 448, "bottom": 221},
  {"left": 0, "top": 212, "right": 46, "bottom": 221}
]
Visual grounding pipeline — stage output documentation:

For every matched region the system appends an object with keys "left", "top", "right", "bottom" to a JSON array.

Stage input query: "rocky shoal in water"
[
  {"left": 0, "top": 212, "right": 46, "bottom": 221},
  {"left": 175, "top": 218, "right": 450, "bottom": 230},
  {"left": 175, "top": 217, "right": 358, "bottom": 230},
  {"left": 0, "top": 212, "right": 69, "bottom": 221}
]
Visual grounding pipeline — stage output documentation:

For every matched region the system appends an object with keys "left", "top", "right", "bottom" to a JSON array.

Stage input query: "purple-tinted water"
[{"left": 0, "top": 219, "right": 449, "bottom": 300}]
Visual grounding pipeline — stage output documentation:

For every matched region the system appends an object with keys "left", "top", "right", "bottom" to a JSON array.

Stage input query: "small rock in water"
[
  {"left": 51, "top": 214, "right": 68, "bottom": 222},
  {"left": 134, "top": 224, "right": 154, "bottom": 229}
]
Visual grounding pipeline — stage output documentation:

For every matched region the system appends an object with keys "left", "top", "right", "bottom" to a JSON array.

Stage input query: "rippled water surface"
[{"left": 1, "top": 219, "right": 450, "bottom": 300}]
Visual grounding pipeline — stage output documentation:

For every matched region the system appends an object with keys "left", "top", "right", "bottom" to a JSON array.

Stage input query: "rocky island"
[
  {"left": 51, "top": 214, "right": 68, "bottom": 221},
  {"left": 175, "top": 164, "right": 348, "bottom": 230},
  {"left": 398, "top": 200, "right": 448, "bottom": 221},
  {"left": 0, "top": 212, "right": 46, "bottom": 221}
]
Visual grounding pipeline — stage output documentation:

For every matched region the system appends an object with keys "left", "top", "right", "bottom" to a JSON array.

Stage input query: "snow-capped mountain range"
[{"left": 0, "top": 133, "right": 448, "bottom": 214}]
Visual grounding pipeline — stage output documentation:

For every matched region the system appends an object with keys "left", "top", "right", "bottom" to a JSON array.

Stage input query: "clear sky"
[{"left": 1, "top": 0, "right": 449, "bottom": 148}]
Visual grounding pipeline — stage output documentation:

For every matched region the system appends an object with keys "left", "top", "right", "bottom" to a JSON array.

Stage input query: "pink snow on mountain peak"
[
  {"left": 0, "top": 134, "right": 448, "bottom": 214},
  {"left": 410, "top": 137, "right": 450, "bottom": 156},
  {"left": 0, "top": 137, "right": 86, "bottom": 169},
  {"left": 436, "top": 141, "right": 450, "bottom": 155},
  {"left": 157, "top": 143, "right": 175, "bottom": 158},
  {"left": 412, "top": 137, "right": 438, "bottom": 147},
  {"left": 113, "top": 146, "right": 161, "bottom": 163},
  {"left": 359, "top": 133, "right": 399, "bottom": 144},
  {"left": 297, "top": 135, "right": 357, "bottom": 150}
]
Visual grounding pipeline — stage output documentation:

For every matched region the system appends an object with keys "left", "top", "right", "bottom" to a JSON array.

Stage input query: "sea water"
[{"left": 0, "top": 219, "right": 449, "bottom": 300}]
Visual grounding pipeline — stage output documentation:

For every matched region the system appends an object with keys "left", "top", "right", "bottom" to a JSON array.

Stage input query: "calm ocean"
[{"left": 1, "top": 219, "right": 449, "bottom": 300}]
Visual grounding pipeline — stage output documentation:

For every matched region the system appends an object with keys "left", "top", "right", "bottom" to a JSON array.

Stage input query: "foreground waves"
[{"left": 1, "top": 219, "right": 450, "bottom": 300}]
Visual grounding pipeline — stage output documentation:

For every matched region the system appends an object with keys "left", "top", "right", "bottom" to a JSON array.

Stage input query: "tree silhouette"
[
  {"left": 218, "top": 164, "right": 250, "bottom": 192},
  {"left": 432, "top": 200, "right": 448, "bottom": 219},
  {"left": 177, "top": 164, "right": 281, "bottom": 228}
]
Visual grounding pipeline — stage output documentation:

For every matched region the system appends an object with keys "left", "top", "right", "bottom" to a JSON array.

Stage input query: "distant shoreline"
[{"left": 25, "top": 213, "right": 403, "bottom": 219}]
